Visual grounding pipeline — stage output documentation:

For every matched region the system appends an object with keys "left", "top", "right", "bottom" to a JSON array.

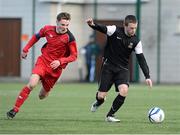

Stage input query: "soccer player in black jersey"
[{"left": 86, "top": 15, "right": 152, "bottom": 122}]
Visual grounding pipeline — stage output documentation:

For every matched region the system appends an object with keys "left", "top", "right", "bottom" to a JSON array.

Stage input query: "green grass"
[{"left": 0, "top": 82, "right": 180, "bottom": 134}]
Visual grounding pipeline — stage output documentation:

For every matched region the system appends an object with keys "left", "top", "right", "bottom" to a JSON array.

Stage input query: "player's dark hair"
[
  {"left": 57, "top": 12, "right": 71, "bottom": 21},
  {"left": 124, "top": 15, "right": 137, "bottom": 26}
]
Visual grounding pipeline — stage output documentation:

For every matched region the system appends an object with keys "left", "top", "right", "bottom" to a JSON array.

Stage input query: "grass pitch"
[{"left": 0, "top": 82, "right": 180, "bottom": 134}]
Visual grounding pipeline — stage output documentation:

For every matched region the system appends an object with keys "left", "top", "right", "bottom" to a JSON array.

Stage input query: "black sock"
[
  {"left": 106, "top": 94, "right": 126, "bottom": 117},
  {"left": 95, "top": 92, "right": 104, "bottom": 106}
]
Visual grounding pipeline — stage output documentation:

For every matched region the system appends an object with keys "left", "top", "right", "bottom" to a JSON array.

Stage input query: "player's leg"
[
  {"left": 39, "top": 69, "right": 62, "bottom": 100},
  {"left": 7, "top": 74, "right": 40, "bottom": 119},
  {"left": 106, "top": 84, "right": 128, "bottom": 117},
  {"left": 106, "top": 69, "right": 129, "bottom": 122},
  {"left": 39, "top": 86, "right": 49, "bottom": 100},
  {"left": 91, "top": 91, "right": 108, "bottom": 112},
  {"left": 91, "top": 61, "right": 113, "bottom": 112},
  {"left": 14, "top": 74, "right": 40, "bottom": 110}
]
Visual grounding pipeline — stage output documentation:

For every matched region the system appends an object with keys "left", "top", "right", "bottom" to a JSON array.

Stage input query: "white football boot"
[
  {"left": 105, "top": 115, "right": 121, "bottom": 122},
  {"left": 90, "top": 96, "right": 106, "bottom": 112},
  {"left": 90, "top": 101, "right": 99, "bottom": 112}
]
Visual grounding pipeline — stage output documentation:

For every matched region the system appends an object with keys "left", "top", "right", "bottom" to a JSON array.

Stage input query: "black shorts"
[{"left": 98, "top": 60, "right": 129, "bottom": 92}]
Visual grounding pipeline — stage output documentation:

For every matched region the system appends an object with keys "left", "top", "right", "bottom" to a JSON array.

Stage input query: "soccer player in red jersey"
[{"left": 7, "top": 12, "right": 77, "bottom": 119}]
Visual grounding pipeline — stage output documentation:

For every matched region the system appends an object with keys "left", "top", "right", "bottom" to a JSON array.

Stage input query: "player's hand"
[
  {"left": 146, "top": 78, "right": 153, "bottom": 88},
  {"left": 50, "top": 60, "right": 60, "bottom": 70},
  {"left": 21, "top": 52, "right": 28, "bottom": 59},
  {"left": 86, "top": 18, "right": 95, "bottom": 26}
]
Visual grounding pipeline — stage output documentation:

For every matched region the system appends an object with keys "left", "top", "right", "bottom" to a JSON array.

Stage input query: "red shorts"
[{"left": 32, "top": 56, "right": 62, "bottom": 92}]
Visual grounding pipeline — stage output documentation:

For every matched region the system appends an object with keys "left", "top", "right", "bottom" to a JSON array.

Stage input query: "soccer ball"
[{"left": 148, "top": 107, "right": 165, "bottom": 123}]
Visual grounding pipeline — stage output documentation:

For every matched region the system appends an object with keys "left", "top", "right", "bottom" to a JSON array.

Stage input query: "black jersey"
[
  {"left": 104, "top": 27, "right": 140, "bottom": 68},
  {"left": 104, "top": 27, "right": 140, "bottom": 69},
  {"left": 89, "top": 23, "right": 150, "bottom": 79}
]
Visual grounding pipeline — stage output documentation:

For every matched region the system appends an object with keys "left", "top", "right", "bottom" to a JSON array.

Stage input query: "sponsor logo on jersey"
[
  {"left": 128, "top": 43, "right": 133, "bottom": 48},
  {"left": 117, "top": 36, "right": 122, "bottom": 40}
]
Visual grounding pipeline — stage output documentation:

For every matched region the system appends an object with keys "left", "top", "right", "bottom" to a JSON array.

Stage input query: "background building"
[{"left": 0, "top": 0, "right": 180, "bottom": 83}]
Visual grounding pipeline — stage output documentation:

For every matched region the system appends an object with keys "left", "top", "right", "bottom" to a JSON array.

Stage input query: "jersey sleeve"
[
  {"left": 23, "top": 26, "right": 46, "bottom": 53},
  {"left": 58, "top": 31, "right": 77, "bottom": 65},
  {"left": 36, "top": 26, "right": 46, "bottom": 38},
  {"left": 59, "top": 41, "right": 77, "bottom": 65},
  {"left": 136, "top": 53, "right": 150, "bottom": 79},
  {"left": 107, "top": 25, "right": 116, "bottom": 36},
  {"left": 135, "top": 41, "right": 143, "bottom": 54},
  {"left": 89, "top": 23, "right": 107, "bottom": 34},
  {"left": 68, "top": 30, "right": 75, "bottom": 43}
]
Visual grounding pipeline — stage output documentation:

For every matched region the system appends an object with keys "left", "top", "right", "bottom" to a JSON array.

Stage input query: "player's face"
[
  {"left": 125, "top": 23, "right": 137, "bottom": 37},
  {"left": 56, "top": 19, "right": 70, "bottom": 34}
]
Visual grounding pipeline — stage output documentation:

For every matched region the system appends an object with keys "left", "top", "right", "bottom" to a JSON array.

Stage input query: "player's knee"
[
  {"left": 39, "top": 91, "right": 49, "bottom": 100},
  {"left": 27, "top": 83, "right": 37, "bottom": 90},
  {"left": 39, "top": 94, "right": 46, "bottom": 100},
  {"left": 97, "top": 92, "right": 107, "bottom": 100},
  {"left": 27, "top": 81, "right": 39, "bottom": 90},
  {"left": 28, "top": 74, "right": 40, "bottom": 90},
  {"left": 119, "top": 84, "right": 128, "bottom": 96}
]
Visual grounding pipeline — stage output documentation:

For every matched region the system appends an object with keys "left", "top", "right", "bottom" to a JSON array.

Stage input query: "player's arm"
[
  {"left": 135, "top": 41, "right": 152, "bottom": 87},
  {"left": 50, "top": 41, "right": 77, "bottom": 70},
  {"left": 59, "top": 32, "right": 78, "bottom": 65},
  {"left": 22, "top": 27, "right": 45, "bottom": 59},
  {"left": 59, "top": 41, "right": 77, "bottom": 65},
  {"left": 86, "top": 18, "right": 116, "bottom": 36},
  {"left": 136, "top": 53, "right": 150, "bottom": 79}
]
